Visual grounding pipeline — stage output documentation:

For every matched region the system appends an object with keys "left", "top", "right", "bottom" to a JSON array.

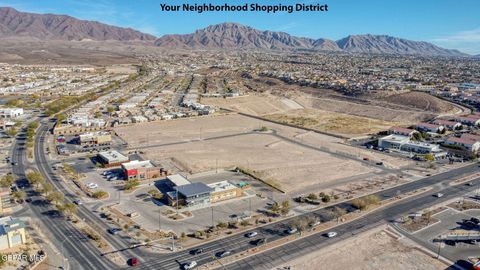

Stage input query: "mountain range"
[
  {"left": 0, "top": 7, "right": 473, "bottom": 57},
  {"left": 0, "top": 7, "right": 155, "bottom": 41}
]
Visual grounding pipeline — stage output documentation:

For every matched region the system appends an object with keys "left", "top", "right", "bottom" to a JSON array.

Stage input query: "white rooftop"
[
  {"left": 208, "top": 181, "right": 237, "bottom": 192},
  {"left": 166, "top": 174, "right": 191, "bottom": 186},
  {"left": 122, "top": 160, "right": 153, "bottom": 170}
]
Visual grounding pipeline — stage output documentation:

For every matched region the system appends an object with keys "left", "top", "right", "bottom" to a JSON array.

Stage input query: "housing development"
[{"left": 0, "top": 3, "right": 480, "bottom": 270}]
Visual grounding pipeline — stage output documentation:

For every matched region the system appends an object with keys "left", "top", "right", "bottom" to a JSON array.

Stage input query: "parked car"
[
  {"left": 128, "top": 257, "right": 138, "bottom": 266},
  {"left": 245, "top": 231, "right": 258, "bottom": 238},
  {"left": 183, "top": 261, "right": 197, "bottom": 269},
  {"left": 86, "top": 183, "right": 98, "bottom": 189},
  {"left": 327, "top": 231, "right": 338, "bottom": 238}
]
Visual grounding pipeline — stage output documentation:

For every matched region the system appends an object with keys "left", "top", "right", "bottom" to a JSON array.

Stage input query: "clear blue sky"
[{"left": 2, "top": 0, "right": 480, "bottom": 54}]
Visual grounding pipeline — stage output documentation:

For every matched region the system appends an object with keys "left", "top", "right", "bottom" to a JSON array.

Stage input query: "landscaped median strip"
[{"left": 201, "top": 185, "right": 433, "bottom": 270}]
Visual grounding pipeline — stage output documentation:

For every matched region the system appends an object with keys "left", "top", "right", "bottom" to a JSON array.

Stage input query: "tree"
[
  {"left": 270, "top": 202, "right": 280, "bottom": 213},
  {"left": 26, "top": 171, "right": 45, "bottom": 188},
  {"left": 307, "top": 193, "right": 318, "bottom": 200},
  {"left": 280, "top": 200, "right": 290, "bottom": 216},
  {"left": 41, "top": 182, "right": 54, "bottom": 195},
  {"left": 12, "top": 190, "right": 26, "bottom": 203},
  {"left": 47, "top": 192, "right": 64, "bottom": 205},
  {"left": 6, "top": 128, "right": 17, "bottom": 137},
  {"left": 321, "top": 194, "right": 331, "bottom": 203},
  {"left": 332, "top": 207, "right": 347, "bottom": 223},
  {"left": 0, "top": 174, "right": 15, "bottom": 187},
  {"left": 61, "top": 202, "right": 77, "bottom": 217},
  {"left": 56, "top": 114, "right": 67, "bottom": 123},
  {"left": 124, "top": 180, "right": 140, "bottom": 191},
  {"left": 423, "top": 210, "right": 433, "bottom": 225}
]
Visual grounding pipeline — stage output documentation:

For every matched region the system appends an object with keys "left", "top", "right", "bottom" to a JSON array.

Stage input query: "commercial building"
[
  {"left": 97, "top": 150, "right": 129, "bottom": 167},
  {"left": 121, "top": 160, "right": 161, "bottom": 180},
  {"left": 0, "top": 108, "right": 23, "bottom": 118},
  {"left": 378, "top": 134, "right": 445, "bottom": 157},
  {"left": 167, "top": 182, "right": 213, "bottom": 209},
  {"left": 166, "top": 174, "right": 191, "bottom": 187},
  {"left": 0, "top": 216, "right": 26, "bottom": 251},
  {"left": 78, "top": 131, "right": 112, "bottom": 146},
  {"left": 208, "top": 181, "right": 243, "bottom": 203}
]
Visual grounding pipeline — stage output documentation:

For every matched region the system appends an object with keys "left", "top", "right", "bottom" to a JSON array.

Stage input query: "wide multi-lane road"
[
  {"left": 132, "top": 162, "right": 479, "bottom": 270},
  {"left": 12, "top": 121, "right": 117, "bottom": 270}
]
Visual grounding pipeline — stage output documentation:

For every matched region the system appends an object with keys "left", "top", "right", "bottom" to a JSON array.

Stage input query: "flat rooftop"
[
  {"left": 167, "top": 174, "right": 191, "bottom": 186},
  {"left": 122, "top": 160, "right": 154, "bottom": 170},
  {"left": 207, "top": 180, "right": 237, "bottom": 192},
  {"left": 177, "top": 182, "right": 213, "bottom": 197},
  {"left": 98, "top": 150, "right": 128, "bottom": 163}
]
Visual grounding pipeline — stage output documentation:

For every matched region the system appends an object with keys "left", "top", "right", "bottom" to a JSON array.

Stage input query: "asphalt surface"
[
  {"left": 12, "top": 122, "right": 115, "bottom": 270},
  {"left": 129, "top": 162, "right": 480, "bottom": 270}
]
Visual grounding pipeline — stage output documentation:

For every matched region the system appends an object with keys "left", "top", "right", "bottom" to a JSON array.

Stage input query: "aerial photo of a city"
[{"left": 0, "top": 0, "right": 479, "bottom": 269}]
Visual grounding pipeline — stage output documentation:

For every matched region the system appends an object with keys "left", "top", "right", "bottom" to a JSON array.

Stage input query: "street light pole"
[{"left": 61, "top": 236, "right": 72, "bottom": 270}]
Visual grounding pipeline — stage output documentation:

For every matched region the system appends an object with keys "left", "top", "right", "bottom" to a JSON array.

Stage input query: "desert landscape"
[{"left": 278, "top": 227, "right": 450, "bottom": 270}]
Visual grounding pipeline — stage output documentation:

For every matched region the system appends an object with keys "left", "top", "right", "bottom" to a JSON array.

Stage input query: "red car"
[{"left": 129, "top": 257, "right": 138, "bottom": 266}]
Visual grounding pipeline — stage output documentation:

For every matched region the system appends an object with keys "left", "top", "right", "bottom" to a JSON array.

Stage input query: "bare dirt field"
[
  {"left": 204, "top": 93, "right": 398, "bottom": 136},
  {"left": 383, "top": 92, "right": 455, "bottom": 113},
  {"left": 203, "top": 94, "right": 303, "bottom": 116},
  {"left": 264, "top": 108, "right": 398, "bottom": 137},
  {"left": 113, "top": 114, "right": 411, "bottom": 194},
  {"left": 278, "top": 226, "right": 449, "bottom": 270},
  {"left": 295, "top": 94, "right": 435, "bottom": 123}
]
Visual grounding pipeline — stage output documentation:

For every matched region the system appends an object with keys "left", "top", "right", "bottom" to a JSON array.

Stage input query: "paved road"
[
  {"left": 130, "top": 162, "right": 480, "bottom": 270},
  {"left": 12, "top": 122, "right": 116, "bottom": 270},
  {"left": 34, "top": 122, "right": 155, "bottom": 267}
]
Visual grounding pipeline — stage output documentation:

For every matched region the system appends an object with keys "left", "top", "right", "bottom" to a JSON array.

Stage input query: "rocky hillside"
[{"left": 0, "top": 7, "right": 155, "bottom": 41}]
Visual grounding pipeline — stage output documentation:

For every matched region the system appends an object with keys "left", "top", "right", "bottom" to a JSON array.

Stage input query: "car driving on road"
[{"left": 183, "top": 260, "right": 197, "bottom": 269}]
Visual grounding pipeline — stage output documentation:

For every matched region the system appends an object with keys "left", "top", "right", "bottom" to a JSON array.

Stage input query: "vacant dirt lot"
[
  {"left": 264, "top": 108, "right": 398, "bottom": 137},
  {"left": 146, "top": 133, "right": 377, "bottom": 193},
  {"left": 115, "top": 114, "right": 389, "bottom": 193},
  {"left": 278, "top": 227, "right": 449, "bottom": 270},
  {"left": 203, "top": 93, "right": 303, "bottom": 116},
  {"left": 383, "top": 92, "right": 455, "bottom": 113}
]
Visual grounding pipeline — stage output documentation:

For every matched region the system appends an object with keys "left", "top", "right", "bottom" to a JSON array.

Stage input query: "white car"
[
  {"left": 287, "top": 228, "right": 298, "bottom": 234},
  {"left": 183, "top": 261, "right": 197, "bottom": 270},
  {"left": 310, "top": 221, "right": 321, "bottom": 227},
  {"left": 435, "top": 193, "right": 444, "bottom": 198},
  {"left": 327, "top": 231, "right": 338, "bottom": 238},
  {"left": 87, "top": 183, "right": 98, "bottom": 189},
  {"left": 246, "top": 231, "right": 258, "bottom": 238}
]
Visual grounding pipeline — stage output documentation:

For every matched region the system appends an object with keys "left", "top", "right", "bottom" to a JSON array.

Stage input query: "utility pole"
[
  {"left": 158, "top": 210, "right": 161, "bottom": 231},
  {"left": 175, "top": 186, "right": 179, "bottom": 215},
  {"left": 211, "top": 207, "right": 214, "bottom": 228},
  {"left": 249, "top": 197, "right": 252, "bottom": 214}
]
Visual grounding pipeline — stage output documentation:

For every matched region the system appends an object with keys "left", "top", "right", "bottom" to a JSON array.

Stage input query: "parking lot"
[
  {"left": 408, "top": 201, "right": 480, "bottom": 262},
  {"left": 111, "top": 170, "right": 274, "bottom": 235}
]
